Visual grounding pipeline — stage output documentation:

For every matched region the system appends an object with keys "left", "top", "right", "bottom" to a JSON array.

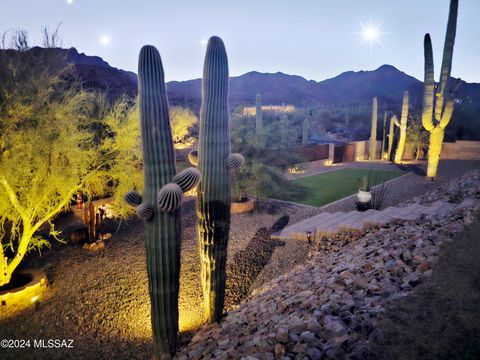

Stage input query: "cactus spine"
[
  {"left": 125, "top": 45, "right": 200, "bottom": 357},
  {"left": 369, "top": 97, "right": 378, "bottom": 160},
  {"left": 255, "top": 93, "right": 263, "bottom": 133},
  {"left": 197, "top": 36, "right": 243, "bottom": 323},
  {"left": 387, "top": 115, "right": 395, "bottom": 161},
  {"left": 394, "top": 91, "right": 409, "bottom": 164},
  {"left": 381, "top": 112, "right": 387, "bottom": 159},
  {"left": 302, "top": 118, "right": 309, "bottom": 145},
  {"left": 422, "top": 0, "right": 458, "bottom": 178}
]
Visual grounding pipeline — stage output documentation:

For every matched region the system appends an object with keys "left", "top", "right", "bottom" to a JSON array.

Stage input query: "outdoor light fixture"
[{"left": 306, "top": 231, "right": 312, "bottom": 244}]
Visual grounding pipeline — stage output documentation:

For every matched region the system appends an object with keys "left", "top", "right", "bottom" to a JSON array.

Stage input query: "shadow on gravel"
[
  {"left": 395, "top": 163, "right": 427, "bottom": 177},
  {"left": 224, "top": 215, "right": 289, "bottom": 309},
  {"left": 370, "top": 219, "right": 480, "bottom": 360}
]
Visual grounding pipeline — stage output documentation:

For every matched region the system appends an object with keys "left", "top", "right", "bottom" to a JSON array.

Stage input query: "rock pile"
[{"left": 175, "top": 171, "right": 480, "bottom": 359}]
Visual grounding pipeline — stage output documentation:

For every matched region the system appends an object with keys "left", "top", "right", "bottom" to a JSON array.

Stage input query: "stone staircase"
[{"left": 272, "top": 199, "right": 476, "bottom": 241}]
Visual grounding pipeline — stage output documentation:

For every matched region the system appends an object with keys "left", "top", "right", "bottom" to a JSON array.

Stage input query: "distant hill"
[
  {"left": 1, "top": 47, "right": 479, "bottom": 139},
  {"left": 0, "top": 47, "right": 138, "bottom": 100},
  {"left": 167, "top": 65, "right": 480, "bottom": 112}
]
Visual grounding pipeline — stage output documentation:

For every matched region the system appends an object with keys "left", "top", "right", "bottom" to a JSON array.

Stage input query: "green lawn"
[{"left": 277, "top": 168, "right": 404, "bottom": 207}]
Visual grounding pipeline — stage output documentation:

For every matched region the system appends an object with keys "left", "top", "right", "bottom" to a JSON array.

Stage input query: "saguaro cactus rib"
[{"left": 197, "top": 36, "right": 242, "bottom": 323}]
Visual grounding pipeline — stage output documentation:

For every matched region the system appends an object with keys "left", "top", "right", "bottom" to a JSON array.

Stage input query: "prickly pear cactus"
[
  {"left": 124, "top": 45, "right": 200, "bottom": 357},
  {"left": 197, "top": 36, "right": 243, "bottom": 323}
]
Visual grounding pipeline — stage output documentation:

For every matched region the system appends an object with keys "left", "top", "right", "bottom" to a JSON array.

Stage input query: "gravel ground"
[
  {"left": 1, "top": 160, "right": 478, "bottom": 359},
  {"left": 0, "top": 196, "right": 320, "bottom": 360},
  {"left": 173, "top": 170, "right": 480, "bottom": 359}
]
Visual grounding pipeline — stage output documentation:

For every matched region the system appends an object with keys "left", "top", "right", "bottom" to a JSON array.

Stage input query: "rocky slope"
[{"left": 175, "top": 171, "right": 480, "bottom": 359}]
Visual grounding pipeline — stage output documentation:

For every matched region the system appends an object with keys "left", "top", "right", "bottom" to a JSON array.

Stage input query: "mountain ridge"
[{"left": 1, "top": 47, "right": 479, "bottom": 111}]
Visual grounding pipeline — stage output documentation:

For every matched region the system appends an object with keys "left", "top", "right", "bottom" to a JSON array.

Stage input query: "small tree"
[
  {"left": 0, "top": 49, "right": 141, "bottom": 286},
  {"left": 169, "top": 106, "right": 198, "bottom": 148},
  {"left": 407, "top": 115, "right": 429, "bottom": 160}
]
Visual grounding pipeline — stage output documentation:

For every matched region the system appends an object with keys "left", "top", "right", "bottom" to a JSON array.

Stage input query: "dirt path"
[{"left": 370, "top": 219, "right": 480, "bottom": 360}]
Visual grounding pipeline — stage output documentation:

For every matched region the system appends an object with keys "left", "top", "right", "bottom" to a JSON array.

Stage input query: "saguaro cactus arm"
[
  {"left": 400, "top": 91, "right": 409, "bottom": 126},
  {"left": 393, "top": 116, "right": 400, "bottom": 127},
  {"left": 435, "top": 0, "right": 458, "bottom": 120},
  {"left": 188, "top": 150, "right": 199, "bottom": 167},
  {"left": 422, "top": 34, "right": 436, "bottom": 132},
  {"left": 226, "top": 153, "right": 245, "bottom": 170}
]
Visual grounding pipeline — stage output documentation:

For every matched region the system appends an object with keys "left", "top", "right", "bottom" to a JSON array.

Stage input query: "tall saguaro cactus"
[
  {"left": 394, "top": 91, "right": 409, "bottom": 164},
  {"left": 124, "top": 46, "right": 200, "bottom": 357},
  {"left": 255, "top": 93, "right": 263, "bottom": 133},
  {"left": 302, "top": 118, "right": 309, "bottom": 145},
  {"left": 369, "top": 97, "right": 378, "bottom": 160},
  {"left": 387, "top": 115, "right": 396, "bottom": 161},
  {"left": 197, "top": 36, "right": 244, "bottom": 323},
  {"left": 381, "top": 112, "right": 387, "bottom": 159},
  {"left": 422, "top": 0, "right": 459, "bottom": 178}
]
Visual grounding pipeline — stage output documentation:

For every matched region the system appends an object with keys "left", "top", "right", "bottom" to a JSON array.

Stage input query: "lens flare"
[{"left": 357, "top": 19, "right": 387, "bottom": 49}]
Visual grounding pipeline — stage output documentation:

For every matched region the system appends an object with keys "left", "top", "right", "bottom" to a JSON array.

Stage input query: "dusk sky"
[{"left": 1, "top": 0, "right": 479, "bottom": 82}]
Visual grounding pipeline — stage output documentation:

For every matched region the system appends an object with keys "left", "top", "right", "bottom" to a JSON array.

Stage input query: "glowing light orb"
[
  {"left": 357, "top": 20, "right": 386, "bottom": 48},
  {"left": 66, "top": 0, "right": 74, "bottom": 4},
  {"left": 199, "top": 38, "right": 208, "bottom": 47},
  {"left": 99, "top": 35, "right": 112, "bottom": 46}
]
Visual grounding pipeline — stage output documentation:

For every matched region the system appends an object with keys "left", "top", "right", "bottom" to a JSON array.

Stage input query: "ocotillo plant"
[
  {"left": 196, "top": 36, "right": 244, "bottom": 323},
  {"left": 381, "top": 112, "right": 387, "bottom": 159},
  {"left": 369, "top": 97, "right": 378, "bottom": 160},
  {"left": 387, "top": 115, "right": 396, "bottom": 161},
  {"left": 422, "top": 0, "right": 459, "bottom": 178},
  {"left": 255, "top": 93, "right": 263, "bottom": 133},
  {"left": 302, "top": 118, "right": 309, "bottom": 145},
  {"left": 394, "top": 91, "right": 409, "bottom": 164},
  {"left": 124, "top": 45, "right": 200, "bottom": 357}
]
